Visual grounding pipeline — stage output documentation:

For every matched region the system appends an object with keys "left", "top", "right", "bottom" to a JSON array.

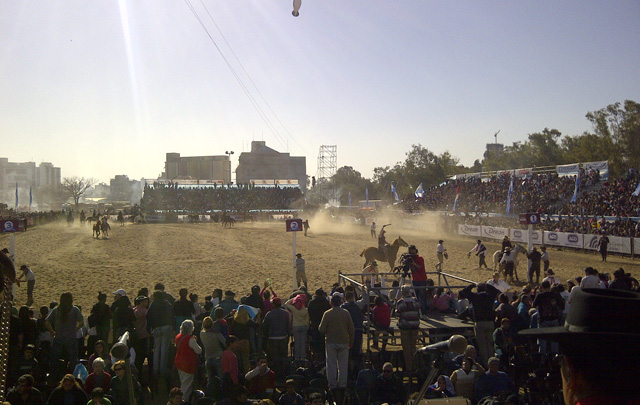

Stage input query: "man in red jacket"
[{"left": 245, "top": 356, "right": 275, "bottom": 398}]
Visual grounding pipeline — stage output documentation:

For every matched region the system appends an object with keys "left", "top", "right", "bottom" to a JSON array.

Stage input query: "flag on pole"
[
  {"left": 632, "top": 182, "right": 640, "bottom": 197},
  {"left": 570, "top": 171, "right": 581, "bottom": 203},
  {"left": 391, "top": 182, "right": 399, "bottom": 201},
  {"left": 453, "top": 181, "right": 461, "bottom": 211},
  {"left": 15, "top": 183, "right": 18, "bottom": 209},
  {"left": 506, "top": 176, "right": 514, "bottom": 214},
  {"left": 29, "top": 185, "right": 33, "bottom": 209},
  {"left": 414, "top": 183, "right": 424, "bottom": 198},
  {"left": 348, "top": 191, "right": 352, "bottom": 208},
  {"left": 365, "top": 187, "right": 369, "bottom": 207}
]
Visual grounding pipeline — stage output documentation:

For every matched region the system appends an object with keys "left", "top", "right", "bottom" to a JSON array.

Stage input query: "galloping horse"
[
  {"left": 360, "top": 237, "right": 409, "bottom": 270},
  {"left": 221, "top": 213, "right": 235, "bottom": 228},
  {"left": 100, "top": 219, "right": 111, "bottom": 238},
  {"left": 92, "top": 221, "right": 101, "bottom": 238},
  {"left": 117, "top": 212, "right": 124, "bottom": 227},
  {"left": 492, "top": 243, "right": 527, "bottom": 281}
]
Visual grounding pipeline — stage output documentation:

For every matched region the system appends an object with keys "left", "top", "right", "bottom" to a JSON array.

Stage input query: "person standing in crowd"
[
  {"left": 308, "top": 288, "right": 331, "bottom": 362},
  {"left": 228, "top": 306, "right": 256, "bottom": 375},
  {"left": 284, "top": 293, "right": 309, "bottom": 364},
  {"left": 261, "top": 297, "right": 290, "bottom": 378},
  {"left": 459, "top": 283, "right": 500, "bottom": 365},
  {"left": 540, "top": 246, "right": 550, "bottom": 273},
  {"left": 579, "top": 267, "right": 603, "bottom": 289},
  {"left": 395, "top": 286, "right": 421, "bottom": 374},
  {"left": 468, "top": 240, "right": 488, "bottom": 269},
  {"left": 173, "top": 288, "right": 196, "bottom": 330},
  {"left": 341, "top": 289, "right": 368, "bottom": 375},
  {"left": 487, "top": 273, "right": 510, "bottom": 294},
  {"left": 520, "top": 288, "right": 640, "bottom": 404},
  {"left": 371, "top": 362, "right": 404, "bottom": 405},
  {"left": 609, "top": 268, "right": 633, "bottom": 290},
  {"left": 216, "top": 291, "right": 239, "bottom": 317},
  {"left": 111, "top": 290, "right": 134, "bottom": 344},
  {"left": 406, "top": 245, "right": 428, "bottom": 313},
  {"left": 450, "top": 357, "right": 485, "bottom": 401},
  {"left": 47, "top": 292, "right": 84, "bottom": 371},
  {"left": 531, "top": 280, "right": 564, "bottom": 354},
  {"left": 174, "top": 319, "right": 202, "bottom": 403},
  {"left": 598, "top": 232, "right": 610, "bottom": 261},
  {"left": 132, "top": 295, "right": 150, "bottom": 379},
  {"left": 527, "top": 247, "right": 542, "bottom": 285},
  {"left": 90, "top": 292, "right": 112, "bottom": 346},
  {"left": 146, "top": 289, "right": 175, "bottom": 389},
  {"left": 200, "top": 316, "right": 225, "bottom": 396},
  {"left": 474, "top": 357, "right": 514, "bottom": 400},
  {"left": 319, "top": 293, "right": 355, "bottom": 392},
  {"left": 436, "top": 240, "right": 447, "bottom": 271},
  {"left": 244, "top": 355, "right": 275, "bottom": 398},
  {"left": 16, "top": 265, "right": 36, "bottom": 306},
  {"left": 294, "top": 253, "right": 307, "bottom": 289}
]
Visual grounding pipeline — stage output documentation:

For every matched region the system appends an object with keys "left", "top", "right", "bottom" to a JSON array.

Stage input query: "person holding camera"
[{"left": 405, "top": 245, "right": 428, "bottom": 314}]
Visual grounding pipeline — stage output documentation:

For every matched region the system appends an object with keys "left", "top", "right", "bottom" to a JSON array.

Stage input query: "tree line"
[{"left": 307, "top": 100, "right": 639, "bottom": 206}]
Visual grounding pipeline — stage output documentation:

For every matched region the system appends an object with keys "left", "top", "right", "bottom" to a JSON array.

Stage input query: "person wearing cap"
[
  {"left": 520, "top": 288, "right": 640, "bottom": 404},
  {"left": 378, "top": 224, "right": 391, "bottom": 261},
  {"left": 499, "top": 247, "right": 516, "bottom": 283},
  {"left": 542, "top": 269, "right": 560, "bottom": 286},
  {"left": 487, "top": 272, "right": 510, "bottom": 294},
  {"left": 501, "top": 236, "right": 512, "bottom": 254},
  {"left": 216, "top": 290, "right": 239, "bottom": 317},
  {"left": 396, "top": 286, "right": 421, "bottom": 373},
  {"left": 16, "top": 264, "right": 36, "bottom": 306},
  {"left": 362, "top": 260, "right": 379, "bottom": 286},
  {"left": 319, "top": 293, "right": 355, "bottom": 391},
  {"left": 295, "top": 253, "right": 307, "bottom": 289},
  {"left": 468, "top": 240, "right": 488, "bottom": 269},
  {"left": 436, "top": 240, "right": 447, "bottom": 271}
]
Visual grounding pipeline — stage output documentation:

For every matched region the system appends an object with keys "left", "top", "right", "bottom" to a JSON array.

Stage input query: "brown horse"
[{"left": 360, "top": 237, "right": 409, "bottom": 270}]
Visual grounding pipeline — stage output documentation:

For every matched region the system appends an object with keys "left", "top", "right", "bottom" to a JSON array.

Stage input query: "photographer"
[{"left": 405, "top": 245, "right": 428, "bottom": 314}]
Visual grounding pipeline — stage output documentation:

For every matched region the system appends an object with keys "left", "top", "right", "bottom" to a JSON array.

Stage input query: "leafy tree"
[
  {"left": 331, "top": 166, "right": 371, "bottom": 206},
  {"left": 62, "top": 177, "right": 96, "bottom": 207}
]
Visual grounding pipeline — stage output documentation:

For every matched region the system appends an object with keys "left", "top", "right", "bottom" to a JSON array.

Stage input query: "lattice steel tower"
[{"left": 316, "top": 145, "right": 338, "bottom": 204}]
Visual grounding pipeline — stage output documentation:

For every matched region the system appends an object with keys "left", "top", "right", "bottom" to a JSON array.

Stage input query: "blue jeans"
[
  {"left": 152, "top": 325, "right": 173, "bottom": 378},
  {"left": 49, "top": 337, "right": 78, "bottom": 371},
  {"left": 538, "top": 319, "right": 559, "bottom": 354},
  {"left": 292, "top": 325, "right": 308, "bottom": 360},
  {"left": 205, "top": 357, "right": 223, "bottom": 397},
  {"left": 412, "top": 280, "right": 428, "bottom": 313}
]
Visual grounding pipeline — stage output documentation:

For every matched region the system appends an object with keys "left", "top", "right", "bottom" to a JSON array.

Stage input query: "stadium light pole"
[{"left": 225, "top": 151, "right": 234, "bottom": 185}]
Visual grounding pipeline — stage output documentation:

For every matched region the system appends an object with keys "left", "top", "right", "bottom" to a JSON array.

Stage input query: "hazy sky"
[{"left": 1, "top": 1, "right": 639, "bottom": 183}]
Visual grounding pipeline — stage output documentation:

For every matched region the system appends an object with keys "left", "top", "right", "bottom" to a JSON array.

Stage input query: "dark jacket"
[
  {"left": 146, "top": 297, "right": 175, "bottom": 332},
  {"left": 308, "top": 296, "right": 331, "bottom": 328},
  {"left": 46, "top": 386, "right": 88, "bottom": 405},
  {"left": 459, "top": 284, "right": 500, "bottom": 322}
]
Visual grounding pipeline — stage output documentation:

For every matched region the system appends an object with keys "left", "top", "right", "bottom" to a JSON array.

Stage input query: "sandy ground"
[{"left": 2, "top": 215, "right": 639, "bottom": 312}]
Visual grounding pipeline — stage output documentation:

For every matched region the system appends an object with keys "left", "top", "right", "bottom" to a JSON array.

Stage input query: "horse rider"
[
  {"left": 499, "top": 236, "right": 513, "bottom": 262},
  {"left": 117, "top": 211, "right": 124, "bottom": 225},
  {"left": 378, "top": 224, "right": 391, "bottom": 261},
  {"left": 80, "top": 210, "right": 86, "bottom": 222}
]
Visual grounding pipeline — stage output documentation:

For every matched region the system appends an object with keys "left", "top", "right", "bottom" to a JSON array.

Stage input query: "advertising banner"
[
  {"left": 635, "top": 238, "right": 640, "bottom": 255},
  {"left": 544, "top": 231, "right": 583, "bottom": 248},
  {"left": 481, "top": 226, "right": 509, "bottom": 240},
  {"left": 583, "top": 160, "right": 609, "bottom": 181},
  {"left": 583, "top": 234, "right": 631, "bottom": 254},
  {"left": 458, "top": 224, "right": 482, "bottom": 237},
  {"left": 556, "top": 163, "right": 579, "bottom": 176},
  {"left": 509, "top": 228, "right": 543, "bottom": 244},
  {"left": 515, "top": 168, "right": 533, "bottom": 178}
]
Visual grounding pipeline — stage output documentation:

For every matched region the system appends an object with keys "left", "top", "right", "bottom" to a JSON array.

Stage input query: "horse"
[
  {"left": 133, "top": 215, "right": 146, "bottom": 224},
  {"left": 221, "top": 213, "right": 235, "bottom": 228},
  {"left": 66, "top": 213, "right": 74, "bottom": 226},
  {"left": 86, "top": 215, "right": 99, "bottom": 224},
  {"left": 360, "top": 237, "right": 409, "bottom": 270},
  {"left": 117, "top": 212, "right": 124, "bottom": 226},
  {"left": 80, "top": 211, "right": 86, "bottom": 224},
  {"left": 492, "top": 243, "right": 527, "bottom": 281},
  {"left": 100, "top": 220, "right": 111, "bottom": 238},
  {"left": 92, "top": 222, "right": 101, "bottom": 238}
]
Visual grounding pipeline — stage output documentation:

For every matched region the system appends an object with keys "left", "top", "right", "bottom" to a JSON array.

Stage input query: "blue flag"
[
  {"left": 632, "top": 182, "right": 640, "bottom": 197},
  {"left": 506, "top": 176, "right": 514, "bottom": 214},
  {"left": 414, "top": 183, "right": 424, "bottom": 198},
  {"left": 570, "top": 171, "right": 581, "bottom": 203},
  {"left": 365, "top": 187, "right": 369, "bottom": 207},
  {"left": 15, "top": 183, "right": 18, "bottom": 209},
  {"left": 391, "top": 182, "right": 399, "bottom": 201}
]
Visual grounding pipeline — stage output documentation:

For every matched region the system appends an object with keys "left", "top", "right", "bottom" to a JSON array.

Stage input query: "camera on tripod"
[{"left": 394, "top": 252, "right": 414, "bottom": 277}]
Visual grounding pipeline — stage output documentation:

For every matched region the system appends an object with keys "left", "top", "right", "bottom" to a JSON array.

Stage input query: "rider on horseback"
[
  {"left": 378, "top": 224, "right": 391, "bottom": 261},
  {"left": 498, "top": 235, "right": 513, "bottom": 263}
]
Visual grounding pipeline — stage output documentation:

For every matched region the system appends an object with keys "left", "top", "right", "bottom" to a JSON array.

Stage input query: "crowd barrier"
[{"left": 457, "top": 224, "right": 639, "bottom": 256}]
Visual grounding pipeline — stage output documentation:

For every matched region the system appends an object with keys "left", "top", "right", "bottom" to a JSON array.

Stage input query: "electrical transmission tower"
[{"left": 316, "top": 145, "right": 338, "bottom": 205}]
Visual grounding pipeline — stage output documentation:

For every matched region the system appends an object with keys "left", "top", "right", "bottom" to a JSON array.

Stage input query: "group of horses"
[{"left": 360, "top": 236, "right": 528, "bottom": 283}]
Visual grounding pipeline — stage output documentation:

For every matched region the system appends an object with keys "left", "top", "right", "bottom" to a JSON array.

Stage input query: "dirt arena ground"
[{"left": 2, "top": 214, "right": 639, "bottom": 312}]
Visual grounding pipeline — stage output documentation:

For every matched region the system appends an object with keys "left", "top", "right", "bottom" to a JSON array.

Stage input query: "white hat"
[{"left": 113, "top": 289, "right": 127, "bottom": 296}]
